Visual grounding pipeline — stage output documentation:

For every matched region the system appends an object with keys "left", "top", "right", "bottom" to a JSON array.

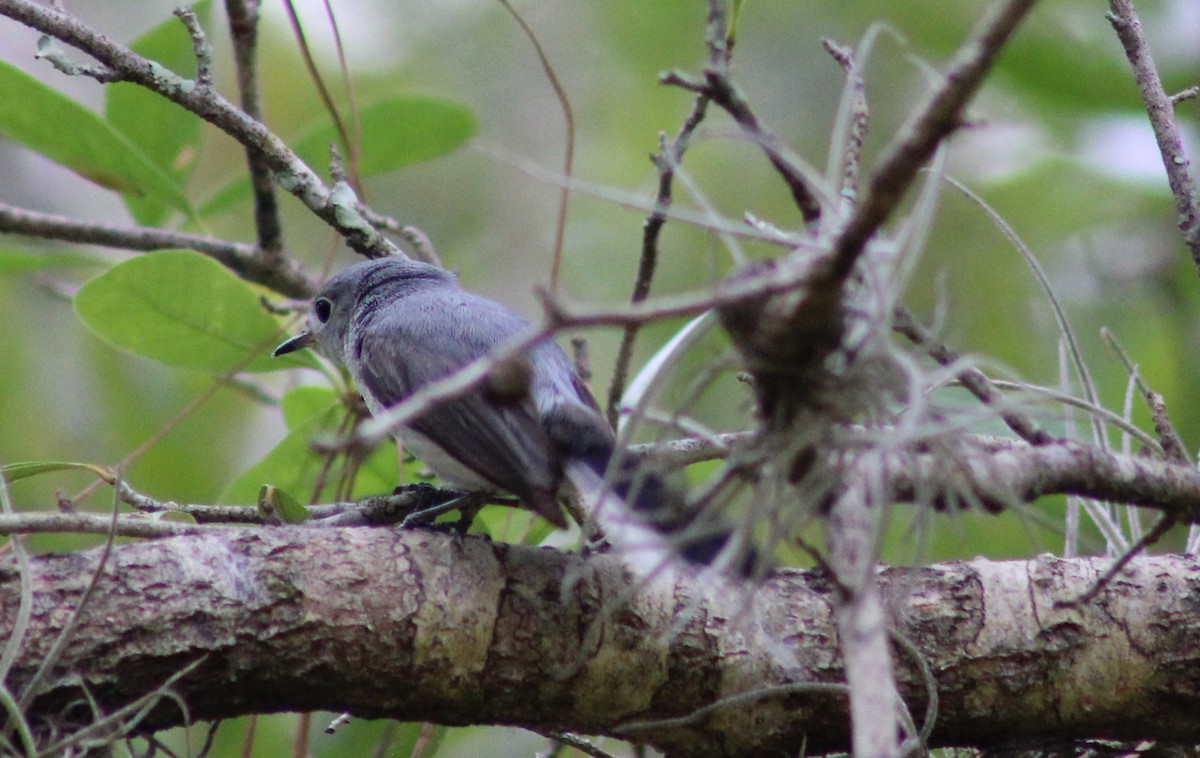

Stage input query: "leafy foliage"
[
  {"left": 0, "top": 60, "right": 197, "bottom": 219},
  {"left": 106, "top": 0, "right": 212, "bottom": 226},
  {"left": 74, "top": 250, "right": 312, "bottom": 374}
]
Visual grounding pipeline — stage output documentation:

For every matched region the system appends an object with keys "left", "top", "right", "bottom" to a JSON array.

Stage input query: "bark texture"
[{"left": 3, "top": 527, "right": 1200, "bottom": 756}]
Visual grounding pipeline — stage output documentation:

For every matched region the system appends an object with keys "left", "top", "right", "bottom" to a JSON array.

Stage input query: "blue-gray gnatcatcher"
[{"left": 274, "top": 257, "right": 737, "bottom": 569}]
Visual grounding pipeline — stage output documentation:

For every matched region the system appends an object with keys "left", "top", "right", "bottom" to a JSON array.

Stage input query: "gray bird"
[{"left": 274, "top": 257, "right": 741, "bottom": 570}]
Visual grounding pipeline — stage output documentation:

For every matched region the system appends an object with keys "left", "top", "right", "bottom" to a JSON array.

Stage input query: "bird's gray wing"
[{"left": 354, "top": 300, "right": 566, "bottom": 526}]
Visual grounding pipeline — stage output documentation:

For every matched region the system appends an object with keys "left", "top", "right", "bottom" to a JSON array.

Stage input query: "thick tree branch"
[
  {"left": 4, "top": 529, "right": 1200, "bottom": 756},
  {"left": 889, "top": 439, "right": 1200, "bottom": 523}
]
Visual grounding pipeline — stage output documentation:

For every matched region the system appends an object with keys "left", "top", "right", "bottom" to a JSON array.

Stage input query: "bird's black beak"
[{"left": 273, "top": 330, "right": 315, "bottom": 357}]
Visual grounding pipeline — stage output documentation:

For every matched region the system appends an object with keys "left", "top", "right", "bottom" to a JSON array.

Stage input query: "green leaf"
[
  {"left": 221, "top": 386, "right": 399, "bottom": 505},
  {"left": 2, "top": 461, "right": 110, "bottom": 482},
  {"left": 195, "top": 178, "right": 254, "bottom": 220},
  {"left": 107, "top": 1, "right": 211, "bottom": 226},
  {"left": 283, "top": 385, "right": 342, "bottom": 429},
  {"left": 296, "top": 95, "right": 476, "bottom": 176},
  {"left": 0, "top": 60, "right": 198, "bottom": 220},
  {"left": 0, "top": 250, "right": 101, "bottom": 274},
  {"left": 74, "top": 251, "right": 314, "bottom": 373},
  {"left": 199, "top": 94, "right": 476, "bottom": 217},
  {"left": 257, "top": 484, "right": 309, "bottom": 524}
]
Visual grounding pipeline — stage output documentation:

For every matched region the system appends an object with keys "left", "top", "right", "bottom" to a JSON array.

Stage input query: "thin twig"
[
  {"left": 1147, "top": 391, "right": 1189, "bottom": 464},
  {"left": 830, "top": 0, "right": 1041, "bottom": 283},
  {"left": 345, "top": 324, "right": 555, "bottom": 451},
  {"left": 666, "top": 0, "right": 823, "bottom": 226},
  {"left": 1062, "top": 512, "right": 1177, "bottom": 608},
  {"left": 823, "top": 38, "right": 870, "bottom": 220},
  {"left": 541, "top": 733, "right": 619, "bottom": 758},
  {"left": 320, "top": 0, "right": 363, "bottom": 185},
  {"left": 629, "top": 432, "right": 749, "bottom": 468},
  {"left": 497, "top": 0, "right": 574, "bottom": 293},
  {"left": 0, "top": 512, "right": 216, "bottom": 537},
  {"left": 606, "top": 90, "right": 712, "bottom": 428},
  {"left": 224, "top": 0, "right": 284, "bottom": 259},
  {"left": 1100, "top": 327, "right": 1189, "bottom": 463},
  {"left": 173, "top": 8, "right": 213, "bottom": 90},
  {"left": 473, "top": 140, "right": 813, "bottom": 247},
  {"left": 281, "top": 0, "right": 354, "bottom": 183},
  {"left": 893, "top": 306, "right": 1055, "bottom": 446},
  {"left": 0, "top": 0, "right": 402, "bottom": 261},
  {"left": 119, "top": 479, "right": 470, "bottom": 527},
  {"left": 540, "top": 252, "right": 828, "bottom": 331},
  {"left": 0, "top": 202, "right": 314, "bottom": 298},
  {"left": 985, "top": 379, "right": 1160, "bottom": 453},
  {"left": 1106, "top": 0, "right": 1200, "bottom": 269},
  {"left": 355, "top": 207, "right": 441, "bottom": 265}
]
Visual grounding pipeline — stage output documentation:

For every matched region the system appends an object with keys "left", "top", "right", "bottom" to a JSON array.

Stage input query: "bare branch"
[
  {"left": 172, "top": 7, "right": 212, "bottom": 90},
  {"left": 0, "top": 511, "right": 213, "bottom": 538},
  {"left": 224, "top": 0, "right": 284, "bottom": 259},
  {"left": 822, "top": 37, "right": 870, "bottom": 217},
  {"left": 668, "top": 0, "right": 824, "bottom": 226},
  {"left": 1106, "top": 0, "right": 1200, "bottom": 269},
  {"left": 607, "top": 89, "right": 712, "bottom": 428},
  {"left": 830, "top": 0, "right": 1041, "bottom": 283},
  {"left": 889, "top": 440, "right": 1200, "bottom": 523},
  {"left": 0, "top": 202, "right": 314, "bottom": 298},
  {"left": 893, "top": 306, "right": 1056, "bottom": 446},
  {"left": 824, "top": 476, "right": 902, "bottom": 757},
  {"left": 0, "top": 0, "right": 402, "bottom": 262},
  {"left": 345, "top": 324, "right": 554, "bottom": 451}
]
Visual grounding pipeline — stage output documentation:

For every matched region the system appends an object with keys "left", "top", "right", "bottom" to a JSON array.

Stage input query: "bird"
[{"left": 274, "top": 256, "right": 744, "bottom": 572}]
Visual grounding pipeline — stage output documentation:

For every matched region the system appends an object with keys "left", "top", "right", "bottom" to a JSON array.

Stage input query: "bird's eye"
[{"left": 314, "top": 297, "right": 333, "bottom": 324}]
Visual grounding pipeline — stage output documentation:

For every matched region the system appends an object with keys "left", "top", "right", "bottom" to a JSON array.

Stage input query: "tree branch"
[
  {"left": 0, "top": 202, "right": 314, "bottom": 298},
  {"left": 0, "top": 0, "right": 402, "bottom": 263},
  {"left": 606, "top": 86, "right": 712, "bottom": 429},
  {"left": 824, "top": 476, "right": 902, "bottom": 756},
  {"left": 5, "top": 529, "right": 1200, "bottom": 755},
  {"left": 1106, "top": 0, "right": 1200, "bottom": 270},
  {"left": 889, "top": 439, "right": 1200, "bottom": 523},
  {"left": 663, "top": 0, "right": 825, "bottom": 227},
  {"left": 223, "top": 0, "right": 285, "bottom": 260},
  {"left": 830, "top": 0, "right": 1040, "bottom": 282}
]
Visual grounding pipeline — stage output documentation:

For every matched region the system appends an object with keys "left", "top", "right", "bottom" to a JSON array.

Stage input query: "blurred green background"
[{"left": 0, "top": 0, "right": 1197, "bottom": 754}]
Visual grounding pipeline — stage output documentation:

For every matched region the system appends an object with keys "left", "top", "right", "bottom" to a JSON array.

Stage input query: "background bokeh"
[{"left": 1, "top": 0, "right": 1198, "bottom": 754}]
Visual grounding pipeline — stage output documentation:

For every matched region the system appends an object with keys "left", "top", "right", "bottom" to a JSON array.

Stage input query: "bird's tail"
[{"left": 550, "top": 417, "right": 754, "bottom": 576}]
